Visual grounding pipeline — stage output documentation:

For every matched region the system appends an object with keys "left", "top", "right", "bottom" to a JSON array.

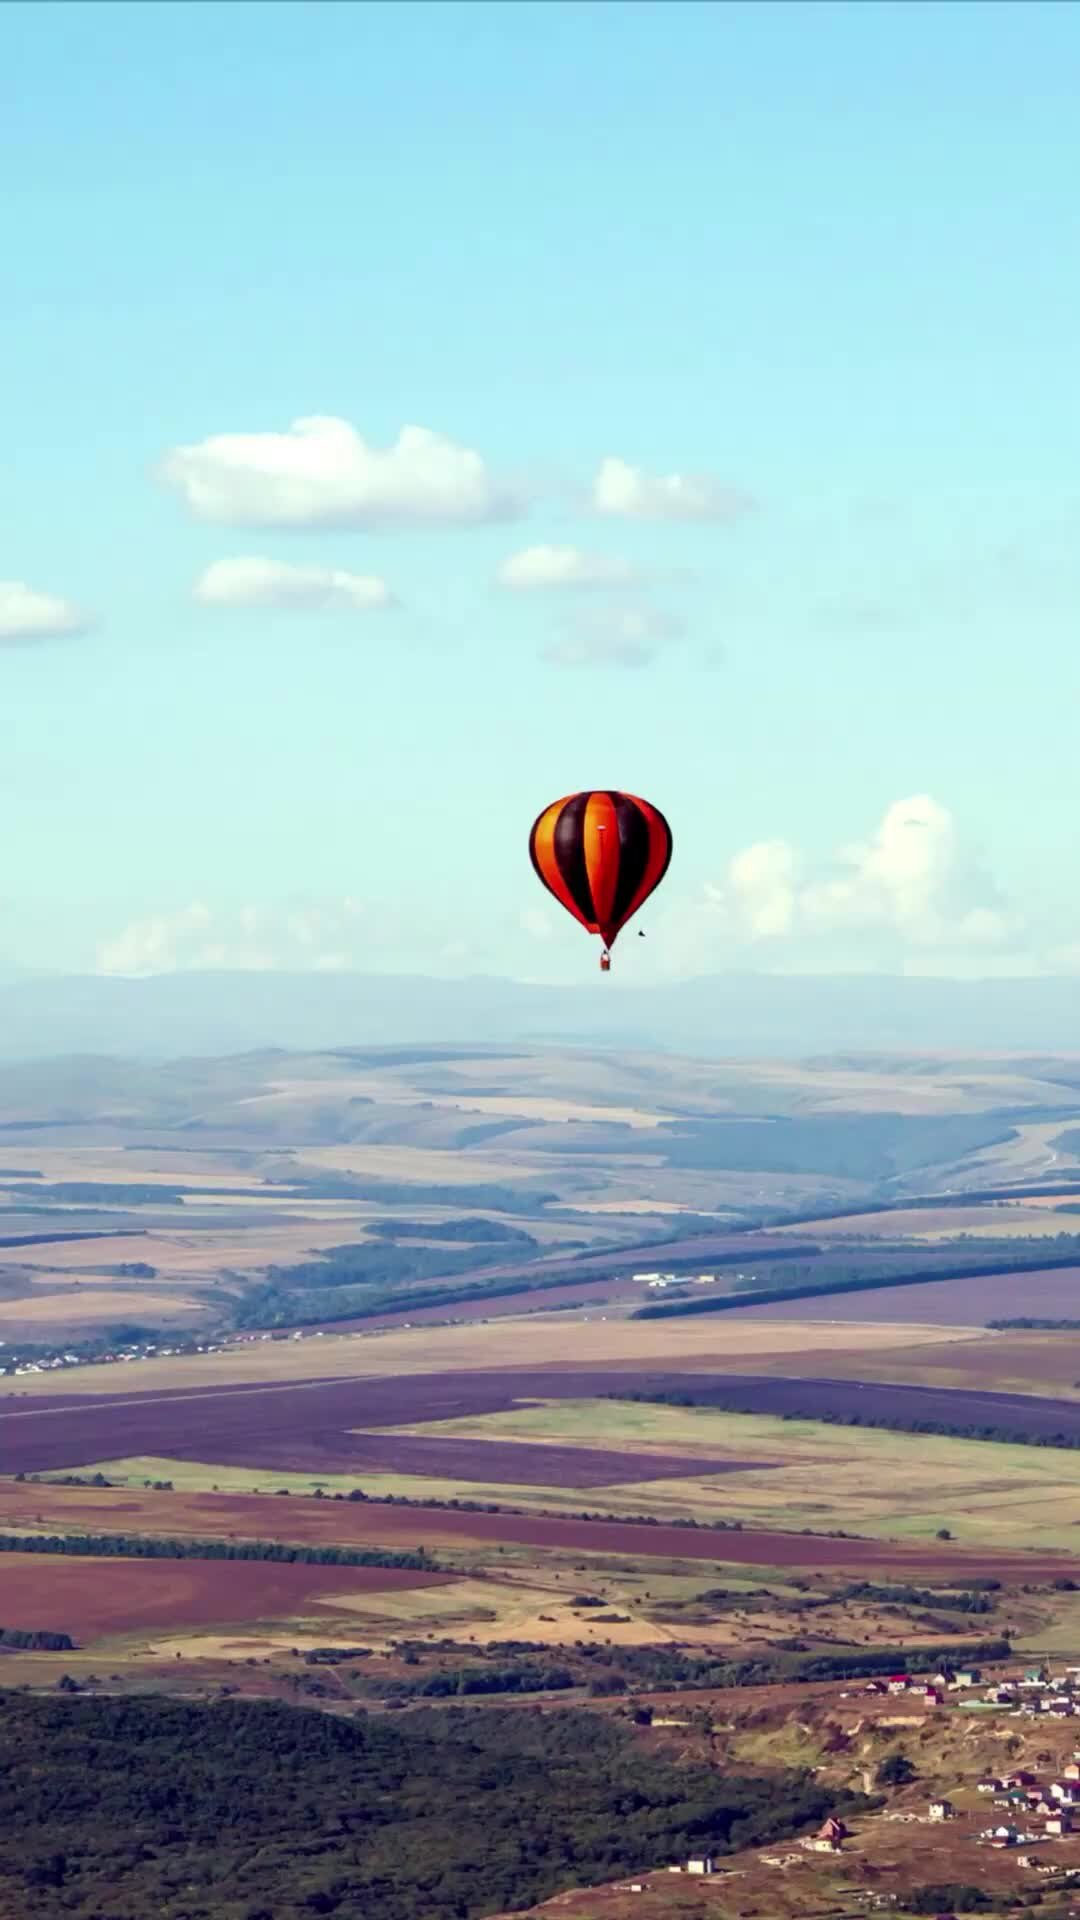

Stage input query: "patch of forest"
[
  {"left": 233, "top": 1262, "right": 587, "bottom": 1332},
  {"left": 365, "top": 1217, "right": 537, "bottom": 1244},
  {"left": 0, "top": 1692, "right": 866, "bottom": 1920},
  {"left": 0, "top": 1629, "right": 73, "bottom": 1651}
]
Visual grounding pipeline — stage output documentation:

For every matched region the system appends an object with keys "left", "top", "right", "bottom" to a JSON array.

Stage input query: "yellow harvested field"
[
  {"left": 745, "top": 1060, "right": 1080, "bottom": 1104},
  {"left": 0, "top": 1288, "right": 202, "bottom": 1323},
  {"left": 408, "top": 1094, "right": 665, "bottom": 1128},
  {"left": 0, "top": 1309, "right": 983, "bottom": 1395},
  {"left": 779, "top": 1204, "right": 1073, "bottom": 1239},
  {"left": 9, "top": 1235, "right": 189, "bottom": 1270},
  {"left": 246, "top": 1073, "right": 666, "bottom": 1130},
  {"left": 296, "top": 1144, "right": 540, "bottom": 1182},
  {"left": 549, "top": 1199, "right": 710, "bottom": 1216},
  {"left": 0, "top": 1159, "right": 259, "bottom": 1190},
  {"left": 11, "top": 1220, "right": 385, "bottom": 1275}
]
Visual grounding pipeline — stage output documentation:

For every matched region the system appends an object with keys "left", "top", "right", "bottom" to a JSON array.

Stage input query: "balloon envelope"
[{"left": 529, "top": 790, "right": 673, "bottom": 956}]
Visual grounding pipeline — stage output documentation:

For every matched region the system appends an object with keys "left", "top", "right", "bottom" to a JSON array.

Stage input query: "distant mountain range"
[{"left": 3, "top": 968, "right": 1080, "bottom": 1062}]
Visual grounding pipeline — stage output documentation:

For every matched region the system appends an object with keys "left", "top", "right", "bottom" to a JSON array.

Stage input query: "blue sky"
[{"left": 4, "top": 0, "right": 1079, "bottom": 982}]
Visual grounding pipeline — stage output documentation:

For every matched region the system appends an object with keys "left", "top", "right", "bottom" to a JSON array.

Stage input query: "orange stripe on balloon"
[
  {"left": 583, "top": 790, "right": 620, "bottom": 931},
  {"left": 615, "top": 795, "right": 673, "bottom": 931},
  {"left": 530, "top": 799, "right": 594, "bottom": 930}
]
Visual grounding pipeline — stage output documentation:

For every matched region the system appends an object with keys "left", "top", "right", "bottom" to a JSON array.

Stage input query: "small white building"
[
  {"left": 686, "top": 1857, "right": 715, "bottom": 1876},
  {"left": 929, "top": 1800, "right": 955, "bottom": 1822}
]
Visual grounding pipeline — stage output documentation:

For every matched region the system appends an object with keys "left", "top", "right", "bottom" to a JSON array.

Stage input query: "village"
[{"left": 581, "top": 1660, "right": 1080, "bottom": 1918}]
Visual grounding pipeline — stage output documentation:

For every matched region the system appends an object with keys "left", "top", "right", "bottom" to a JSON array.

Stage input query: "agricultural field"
[
  {"left": 10, "top": 1045, "right": 1080, "bottom": 1916},
  {"left": 0, "top": 1551, "right": 453, "bottom": 1640},
  {"left": 2, "top": 1042, "right": 1080, "bottom": 1347},
  {"left": 0, "top": 1307, "right": 979, "bottom": 1398},
  {"left": 732, "top": 1262, "right": 1080, "bottom": 1324},
  {"left": 781, "top": 1199, "right": 1080, "bottom": 1239},
  {"left": 5, "top": 1470, "right": 1077, "bottom": 1582}
]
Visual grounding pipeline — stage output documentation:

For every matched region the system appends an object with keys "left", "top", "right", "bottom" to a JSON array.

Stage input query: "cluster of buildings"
[
  {"left": 979, "top": 1663, "right": 1080, "bottom": 1717},
  {"left": 0, "top": 1326, "right": 337, "bottom": 1380},
  {"left": 864, "top": 1661, "right": 1080, "bottom": 1718},
  {"left": 975, "top": 1765, "right": 1080, "bottom": 1850},
  {"left": 0, "top": 1338, "right": 207, "bottom": 1378},
  {"left": 630, "top": 1270, "right": 724, "bottom": 1290},
  {"left": 863, "top": 1665, "right": 979, "bottom": 1703}
]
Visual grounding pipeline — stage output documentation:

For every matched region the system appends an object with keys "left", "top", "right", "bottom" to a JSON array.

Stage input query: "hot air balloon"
[{"left": 529, "top": 790, "right": 673, "bottom": 972}]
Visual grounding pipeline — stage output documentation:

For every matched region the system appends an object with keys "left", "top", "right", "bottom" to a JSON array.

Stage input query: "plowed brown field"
[
  {"left": 733, "top": 1263, "right": 1080, "bottom": 1324},
  {"left": 7, "top": 1364, "right": 1080, "bottom": 1476},
  {"left": 0, "top": 1550, "right": 452, "bottom": 1639},
  {"left": 3, "top": 1481, "right": 1078, "bottom": 1580}
]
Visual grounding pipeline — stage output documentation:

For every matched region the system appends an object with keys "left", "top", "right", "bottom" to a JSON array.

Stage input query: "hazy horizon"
[{"left": 8, "top": 964, "right": 1080, "bottom": 1063}]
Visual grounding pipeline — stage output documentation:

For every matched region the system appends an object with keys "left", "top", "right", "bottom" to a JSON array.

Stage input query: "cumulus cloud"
[
  {"left": 194, "top": 556, "right": 395, "bottom": 612},
  {"left": 592, "top": 455, "right": 753, "bottom": 523},
  {"left": 542, "top": 602, "right": 684, "bottom": 669},
  {"left": 726, "top": 841, "right": 798, "bottom": 938},
  {"left": 97, "top": 900, "right": 366, "bottom": 977},
  {"left": 0, "top": 580, "right": 90, "bottom": 644},
  {"left": 498, "top": 545, "right": 638, "bottom": 591},
  {"left": 698, "top": 795, "right": 1014, "bottom": 955},
  {"left": 161, "top": 416, "right": 521, "bottom": 530}
]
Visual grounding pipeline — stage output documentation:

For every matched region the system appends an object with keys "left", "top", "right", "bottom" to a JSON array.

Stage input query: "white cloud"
[
  {"left": 592, "top": 455, "right": 753, "bottom": 523},
  {"left": 0, "top": 580, "right": 90, "bottom": 643},
  {"left": 498, "top": 545, "right": 638, "bottom": 591},
  {"left": 542, "top": 602, "right": 684, "bottom": 669},
  {"left": 685, "top": 795, "right": 1015, "bottom": 962},
  {"left": 162, "top": 416, "right": 521, "bottom": 529},
  {"left": 726, "top": 841, "right": 798, "bottom": 938},
  {"left": 194, "top": 556, "right": 395, "bottom": 612},
  {"left": 799, "top": 796, "right": 1011, "bottom": 948},
  {"left": 97, "top": 900, "right": 366, "bottom": 977}
]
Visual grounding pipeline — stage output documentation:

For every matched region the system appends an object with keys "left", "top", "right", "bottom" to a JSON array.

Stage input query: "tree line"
[
  {"left": 0, "top": 1532, "right": 437, "bottom": 1571},
  {"left": 634, "top": 1241, "right": 1080, "bottom": 1320},
  {"left": 611, "top": 1385, "right": 1080, "bottom": 1450}
]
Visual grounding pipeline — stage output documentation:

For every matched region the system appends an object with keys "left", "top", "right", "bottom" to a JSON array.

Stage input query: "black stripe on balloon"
[
  {"left": 553, "top": 791, "right": 596, "bottom": 926},
  {"left": 607, "top": 793, "right": 652, "bottom": 930}
]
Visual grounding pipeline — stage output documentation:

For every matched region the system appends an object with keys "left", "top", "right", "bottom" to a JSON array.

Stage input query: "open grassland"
[{"left": 375, "top": 1394, "right": 1080, "bottom": 1551}]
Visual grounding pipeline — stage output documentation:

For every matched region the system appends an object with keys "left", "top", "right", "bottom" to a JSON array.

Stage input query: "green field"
[
  {"left": 38, "top": 1391, "right": 1080, "bottom": 1553},
  {"left": 379, "top": 1396, "right": 1080, "bottom": 1552}
]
